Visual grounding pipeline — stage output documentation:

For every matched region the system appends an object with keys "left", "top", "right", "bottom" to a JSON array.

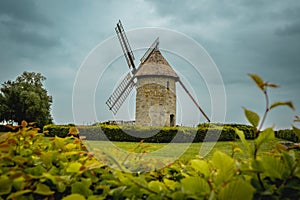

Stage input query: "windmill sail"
[
  {"left": 115, "top": 20, "right": 136, "bottom": 72},
  {"left": 178, "top": 79, "right": 210, "bottom": 122},
  {"left": 106, "top": 72, "right": 135, "bottom": 115}
]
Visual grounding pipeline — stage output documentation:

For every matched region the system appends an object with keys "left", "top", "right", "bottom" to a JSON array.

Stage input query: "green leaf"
[
  {"left": 12, "top": 176, "right": 26, "bottom": 191},
  {"left": 218, "top": 179, "right": 255, "bottom": 200},
  {"left": 148, "top": 181, "right": 166, "bottom": 193},
  {"left": 109, "top": 186, "right": 127, "bottom": 198},
  {"left": 42, "top": 173, "right": 57, "bottom": 185},
  {"left": 24, "top": 164, "right": 47, "bottom": 176},
  {"left": 250, "top": 159, "right": 265, "bottom": 173},
  {"left": 190, "top": 159, "right": 210, "bottom": 178},
  {"left": 211, "top": 151, "right": 235, "bottom": 183},
  {"left": 56, "top": 181, "right": 66, "bottom": 193},
  {"left": 282, "top": 151, "right": 296, "bottom": 172},
  {"left": 33, "top": 183, "right": 54, "bottom": 196},
  {"left": 181, "top": 177, "right": 210, "bottom": 196},
  {"left": 248, "top": 73, "right": 264, "bottom": 91},
  {"left": 235, "top": 129, "right": 253, "bottom": 157},
  {"left": 7, "top": 190, "right": 32, "bottom": 199},
  {"left": 40, "top": 151, "right": 58, "bottom": 168},
  {"left": 172, "top": 191, "right": 185, "bottom": 200},
  {"left": 255, "top": 128, "right": 275, "bottom": 148},
  {"left": 243, "top": 107, "right": 260, "bottom": 128},
  {"left": 62, "top": 194, "right": 86, "bottom": 200},
  {"left": 163, "top": 178, "right": 180, "bottom": 191},
  {"left": 66, "top": 162, "right": 82, "bottom": 173},
  {"left": 262, "top": 155, "right": 287, "bottom": 179},
  {"left": 71, "top": 179, "right": 92, "bottom": 197},
  {"left": 270, "top": 101, "right": 295, "bottom": 110},
  {"left": 0, "top": 175, "right": 12, "bottom": 195}
]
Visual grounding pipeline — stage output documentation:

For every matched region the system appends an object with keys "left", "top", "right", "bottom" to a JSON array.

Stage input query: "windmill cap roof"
[{"left": 135, "top": 49, "right": 179, "bottom": 79}]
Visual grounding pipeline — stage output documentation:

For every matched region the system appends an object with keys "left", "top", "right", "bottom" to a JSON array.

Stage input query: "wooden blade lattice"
[
  {"left": 106, "top": 72, "right": 135, "bottom": 115},
  {"left": 115, "top": 20, "right": 136, "bottom": 71}
]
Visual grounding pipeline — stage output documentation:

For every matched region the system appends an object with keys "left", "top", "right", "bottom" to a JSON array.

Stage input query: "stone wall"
[{"left": 135, "top": 76, "right": 176, "bottom": 126}]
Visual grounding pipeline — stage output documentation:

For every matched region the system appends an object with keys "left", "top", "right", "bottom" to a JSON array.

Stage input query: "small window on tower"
[{"left": 167, "top": 81, "right": 169, "bottom": 90}]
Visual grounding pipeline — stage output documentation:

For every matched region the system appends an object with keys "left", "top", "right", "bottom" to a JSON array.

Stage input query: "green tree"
[{"left": 0, "top": 71, "right": 53, "bottom": 127}]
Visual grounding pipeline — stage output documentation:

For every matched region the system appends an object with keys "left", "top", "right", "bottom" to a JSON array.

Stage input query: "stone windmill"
[{"left": 106, "top": 20, "right": 210, "bottom": 126}]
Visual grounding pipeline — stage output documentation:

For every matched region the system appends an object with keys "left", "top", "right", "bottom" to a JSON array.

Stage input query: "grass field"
[{"left": 83, "top": 138, "right": 290, "bottom": 164}]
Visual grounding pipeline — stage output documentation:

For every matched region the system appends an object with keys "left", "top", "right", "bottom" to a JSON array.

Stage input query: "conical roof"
[{"left": 134, "top": 49, "right": 179, "bottom": 79}]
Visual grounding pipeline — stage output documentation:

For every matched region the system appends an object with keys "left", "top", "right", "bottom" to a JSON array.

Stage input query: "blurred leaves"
[
  {"left": 243, "top": 107, "right": 260, "bottom": 128},
  {"left": 248, "top": 73, "right": 265, "bottom": 91},
  {"left": 270, "top": 101, "right": 295, "bottom": 111}
]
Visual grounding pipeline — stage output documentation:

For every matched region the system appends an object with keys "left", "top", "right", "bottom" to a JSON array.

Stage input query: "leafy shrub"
[
  {"left": 44, "top": 123, "right": 255, "bottom": 142},
  {"left": 43, "top": 124, "right": 73, "bottom": 137},
  {"left": 0, "top": 121, "right": 103, "bottom": 199},
  {"left": 1, "top": 120, "right": 300, "bottom": 199},
  {"left": 229, "top": 123, "right": 256, "bottom": 139},
  {"left": 77, "top": 125, "right": 237, "bottom": 142},
  {"left": 276, "top": 129, "right": 299, "bottom": 142}
]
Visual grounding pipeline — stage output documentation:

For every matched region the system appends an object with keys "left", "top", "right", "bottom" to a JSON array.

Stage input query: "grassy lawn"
[
  {"left": 1, "top": 129, "right": 298, "bottom": 164},
  {"left": 84, "top": 138, "right": 292, "bottom": 164}
]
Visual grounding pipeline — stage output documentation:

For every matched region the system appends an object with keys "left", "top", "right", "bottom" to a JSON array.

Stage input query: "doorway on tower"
[{"left": 170, "top": 114, "right": 175, "bottom": 126}]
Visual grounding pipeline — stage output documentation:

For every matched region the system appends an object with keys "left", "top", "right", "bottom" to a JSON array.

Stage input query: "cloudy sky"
[{"left": 0, "top": 0, "right": 299, "bottom": 129}]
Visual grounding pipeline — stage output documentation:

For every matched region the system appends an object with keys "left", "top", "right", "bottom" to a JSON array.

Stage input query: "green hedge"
[
  {"left": 78, "top": 124, "right": 242, "bottom": 143},
  {"left": 228, "top": 124, "right": 256, "bottom": 139},
  {"left": 43, "top": 124, "right": 74, "bottom": 137},
  {"left": 275, "top": 129, "right": 299, "bottom": 142},
  {"left": 43, "top": 123, "right": 256, "bottom": 142}
]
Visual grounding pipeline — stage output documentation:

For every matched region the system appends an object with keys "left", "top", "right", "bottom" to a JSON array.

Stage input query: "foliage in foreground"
[
  {"left": 0, "top": 122, "right": 300, "bottom": 199},
  {"left": 1, "top": 74, "right": 300, "bottom": 199}
]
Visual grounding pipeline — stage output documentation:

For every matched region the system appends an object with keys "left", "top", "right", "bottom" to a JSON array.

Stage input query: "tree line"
[{"left": 0, "top": 71, "right": 53, "bottom": 128}]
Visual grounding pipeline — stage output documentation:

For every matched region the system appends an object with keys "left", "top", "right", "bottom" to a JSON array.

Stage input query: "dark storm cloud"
[
  {"left": 275, "top": 21, "right": 300, "bottom": 36},
  {"left": 148, "top": 0, "right": 300, "bottom": 75},
  {"left": 0, "top": 0, "right": 59, "bottom": 49},
  {"left": 0, "top": 0, "right": 50, "bottom": 25},
  {"left": 1, "top": 19, "right": 60, "bottom": 48},
  {"left": 0, "top": 0, "right": 299, "bottom": 128},
  {"left": 144, "top": 0, "right": 300, "bottom": 127}
]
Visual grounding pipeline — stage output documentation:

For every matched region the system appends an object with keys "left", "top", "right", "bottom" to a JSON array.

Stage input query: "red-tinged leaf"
[
  {"left": 7, "top": 138, "right": 17, "bottom": 145},
  {"left": 0, "top": 143, "right": 11, "bottom": 153},
  {"left": 269, "top": 101, "right": 295, "bottom": 111},
  {"left": 28, "top": 122, "right": 37, "bottom": 126},
  {"left": 248, "top": 74, "right": 265, "bottom": 91},
  {"left": 21, "top": 120, "right": 28, "bottom": 128},
  {"left": 265, "top": 83, "right": 279, "bottom": 88}
]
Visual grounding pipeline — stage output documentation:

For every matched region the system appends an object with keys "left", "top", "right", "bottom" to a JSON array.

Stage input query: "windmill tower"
[{"left": 106, "top": 20, "right": 210, "bottom": 126}]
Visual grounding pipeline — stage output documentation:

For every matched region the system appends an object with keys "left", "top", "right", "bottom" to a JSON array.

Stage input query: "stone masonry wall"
[{"left": 135, "top": 76, "right": 176, "bottom": 127}]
